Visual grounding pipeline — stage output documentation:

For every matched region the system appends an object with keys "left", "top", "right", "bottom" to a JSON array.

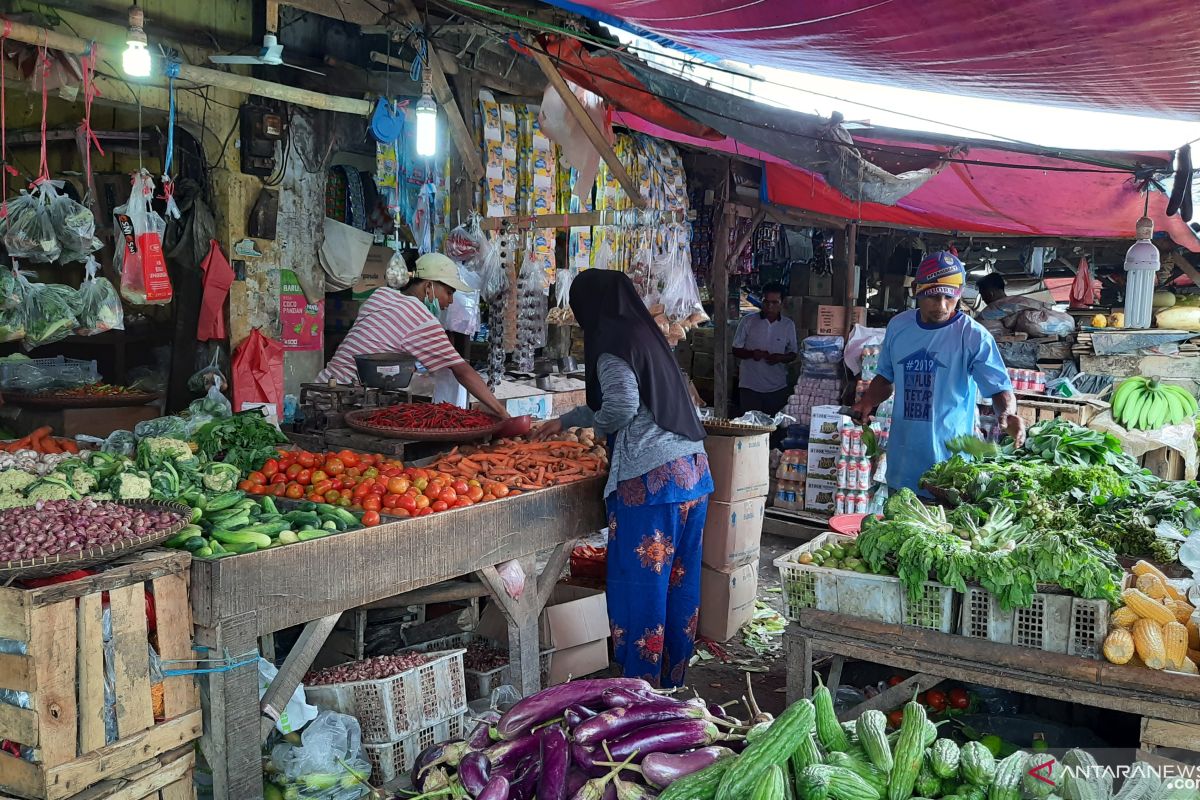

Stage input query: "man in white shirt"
[{"left": 732, "top": 283, "right": 798, "bottom": 414}]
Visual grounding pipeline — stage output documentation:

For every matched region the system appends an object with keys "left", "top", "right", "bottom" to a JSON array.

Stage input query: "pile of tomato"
[
  {"left": 883, "top": 678, "right": 972, "bottom": 728},
  {"left": 236, "top": 449, "right": 517, "bottom": 526}
]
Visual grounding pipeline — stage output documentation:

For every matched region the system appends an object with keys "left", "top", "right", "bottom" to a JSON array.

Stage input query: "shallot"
[
  {"left": 0, "top": 499, "right": 184, "bottom": 563},
  {"left": 303, "top": 652, "right": 430, "bottom": 685}
]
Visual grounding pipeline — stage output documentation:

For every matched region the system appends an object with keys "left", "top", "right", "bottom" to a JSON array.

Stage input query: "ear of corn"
[
  {"left": 1110, "top": 607, "right": 1139, "bottom": 628},
  {"left": 1131, "top": 559, "right": 1187, "bottom": 601},
  {"left": 1188, "top": 616, "right": 1200, "bottom": 650},
  {"left": 1166, "top": 598, "right": 1195, "bottom": 624},
  {"left": 1175, "top": 658, "right": 1199, "bottom": 676},
  {"left": 1121, "top": 589, "right": 1176, "bottom": 625},
  {"left": 1103, "top": 628, "right": 1135, "bottom": 664},
  {"left": 1135, "top": 573, "right": 1167, "bottom": 599},
  {"left": 1132, "top": 618, "right": 1168, "bottom": 669},
  {"left": 1164, "top": 621, "right": 1189, "bottom": 670}
]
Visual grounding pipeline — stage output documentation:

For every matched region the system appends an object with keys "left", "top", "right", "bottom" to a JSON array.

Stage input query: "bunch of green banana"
[{"left": 1111, "top": 377, "right": 1198, "bottom": 430}]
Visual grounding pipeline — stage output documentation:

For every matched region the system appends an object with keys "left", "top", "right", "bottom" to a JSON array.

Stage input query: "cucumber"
[
  {"left": 211, "top": 529, "right": 272, "bottom": 549},
  {"left": 277, "top": 530, "right": 299, "bottom": 545},
  {"left": 181, "top": 536, "right": 207, "bottom": 552},
  {"left": 298, "top": 529, "right": 331, "bottom": 541},
  {"left": 195, "top": 546, "right": 213, "bottom": 558},
  {"left": 260, "top": 496, "right": 279, "bottom": 516}
]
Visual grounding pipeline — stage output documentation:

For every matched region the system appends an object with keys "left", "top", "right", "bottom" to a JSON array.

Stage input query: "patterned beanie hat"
[{"left": 914, "top": 251, "right": 965, "bottom": 299}]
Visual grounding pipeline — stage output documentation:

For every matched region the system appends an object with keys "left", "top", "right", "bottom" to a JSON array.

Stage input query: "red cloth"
[
  {"left": 197, "top": 239, "right": 234, "bottom": 341},
  {"left": 540, "top": 0, "right": 1200, "bottom": 120}
]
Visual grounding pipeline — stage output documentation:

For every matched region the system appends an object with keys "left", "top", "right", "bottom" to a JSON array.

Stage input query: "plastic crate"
[
  {"left": 774, "top": 533, "right": 958, "bottom": 632},
  {"left": 304, "top": 649, "right": 467, "bottom": 743},
  {"left": 404, "top": 633, "right": 554, "bottom": 700},
  {"left": 958, "top": 586, "right": 1111, "bottom": 658},
  {"left": 364, "top": 712, "right": 467, "bottom": 784},
  {"left": 0, "top": 355, "right": 99, "bottom": 389}
]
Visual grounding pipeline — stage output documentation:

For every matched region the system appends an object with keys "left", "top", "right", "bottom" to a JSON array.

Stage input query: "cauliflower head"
[
  {"left": 114, "top": 473, "right": 153, "bottom": 500},
  {"left": 0, "top": 469, "right": 37, "bottom": 493},
  {"left": 140, "top": 437, "right": 194, "bottom": 462},
  {"left": 26, "top": 480, "right": 77, "bottom": 502},
  {"left": 0, "top": 491, "right": 30, "bottom": 509}
]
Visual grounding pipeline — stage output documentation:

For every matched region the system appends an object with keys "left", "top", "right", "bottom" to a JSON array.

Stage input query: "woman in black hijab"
[{"left": 536, "top": 270, "right": 712, "bottom": 688}]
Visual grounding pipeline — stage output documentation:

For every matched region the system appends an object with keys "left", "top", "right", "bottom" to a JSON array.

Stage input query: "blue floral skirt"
[{"left": 605, "top": 452, "right": 713, "bottom": 688}]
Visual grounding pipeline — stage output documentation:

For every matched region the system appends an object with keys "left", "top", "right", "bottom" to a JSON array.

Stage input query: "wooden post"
[
  {"left": 526, "top": 46, "right": 647, "bottom": 209},
  {"left": 258, "top": 613, "right": 340, "bottom": 741},
  {"left": 197, "top": 613, "right": 264, "bottom": 800},
  {"left": 843, "top": 223, "right": 859, "bottom": 338},
  {"left": 712, "top": 173, "right": 734, "bottom": 418},
  {"left": 477, "top": 555, "right": 542, "bottom": 696},
  {"left": 0, "top": 16, "right": 371, "bottom": 116}
]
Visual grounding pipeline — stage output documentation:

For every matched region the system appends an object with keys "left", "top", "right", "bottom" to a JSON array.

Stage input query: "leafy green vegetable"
[{"left": 193, "top": 411, "right": 288, "bottom": 474}]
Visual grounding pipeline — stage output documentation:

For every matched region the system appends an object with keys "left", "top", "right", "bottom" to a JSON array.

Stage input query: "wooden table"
[
  {"left": 191, "top": 477, "right": 606, "bottom": 800},
  {"left": 786, "top": 610, "right": 1200, "bottom": 727}
]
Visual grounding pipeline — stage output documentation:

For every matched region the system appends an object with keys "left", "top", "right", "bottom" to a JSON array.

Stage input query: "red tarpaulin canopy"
[
  {"left": 540, "top": 0, "right": 1200, "bottom": 120},
  {"left": 614, "top": 112, "right": 1200, "bottom": 251}
]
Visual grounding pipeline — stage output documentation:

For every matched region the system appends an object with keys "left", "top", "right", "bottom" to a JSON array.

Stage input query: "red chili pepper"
[{"left": 364, "top": 402, "right": 493, "bottom": 431}]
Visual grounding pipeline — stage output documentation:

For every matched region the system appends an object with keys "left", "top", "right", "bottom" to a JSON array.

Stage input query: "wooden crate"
[
  {"left": 1014, "top": 392, "right": 1103, "bottom": 427},
  {"left": 0, "top": 747, "right": 197, "bottom": 800},
  {"left": 0, "top": 551, "right": 201, "bottom": 800},
  {"left": 1140, "top": 717, "right": 1200, "bottom": 766},
  {"left": 1140, "top": 447, "right": 1186, "bottom": 481}
]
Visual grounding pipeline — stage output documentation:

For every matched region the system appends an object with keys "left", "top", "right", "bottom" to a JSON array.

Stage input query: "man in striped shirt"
[{"left": 317, "top": 253, "right": 509, "bottom": 418}]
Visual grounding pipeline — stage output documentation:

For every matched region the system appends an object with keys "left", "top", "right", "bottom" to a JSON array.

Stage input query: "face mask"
[{"left": 423, "top": 286, "right": 441, "bottom": 317}]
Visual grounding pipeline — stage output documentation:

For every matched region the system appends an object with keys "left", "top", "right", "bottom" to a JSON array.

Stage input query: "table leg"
[
  {"left": 259, "top": 613, "right": 340, "bottom": 741},
  {"left": 197, "top": 612, "right": 263, "bottom": 800},
  {"left": 477, "top": 541, "right": 576, "bottom": 696},
  {"left": 786, "top": 631, "right": 813, "bottom": 704}
]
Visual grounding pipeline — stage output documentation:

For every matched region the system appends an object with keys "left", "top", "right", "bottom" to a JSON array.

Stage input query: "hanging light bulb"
[
  {"left": 1123, "top": 215, "right": 1161, "bottom": 329},
  {"left": 122, "top": 2, "right": 151, "bottom": 78},
  {"left": 414, "top": 74, "right": 437, "bottom": 158}
]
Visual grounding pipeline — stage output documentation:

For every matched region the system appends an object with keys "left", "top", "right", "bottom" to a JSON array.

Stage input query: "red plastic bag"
[
  {"left": 232, "top": 328, "right": 284, "bottom": 420},
  {"left": 113, "top": 170, "right": 173, "bottom": 305}
]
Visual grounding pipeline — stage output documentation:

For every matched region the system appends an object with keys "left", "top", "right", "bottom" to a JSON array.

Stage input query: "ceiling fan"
[{"left": 209, "top": 33, "right": 324, "bottom": 75}]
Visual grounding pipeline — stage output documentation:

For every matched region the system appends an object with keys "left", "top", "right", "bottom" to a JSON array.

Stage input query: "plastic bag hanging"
[
  {"left": 445, "top": 216, "right": 488, "bottom": 270},
  {"left": 23, "top": 278, "right": 81, "bottom": 350},
  {"left": 75, "top": 255, "right": 125, "bottom": 336},
  {"left": 50, "top": 183, "right": 101, "bottom": 262},
  {"left": 4, "top": 185, "right": 60, "bottom": 263},
  {"left": 0, "top": 267, "right": 31, "bottom": 343},
  {"left": 113, "top": 170, "right": 173, "bottom": 305}
]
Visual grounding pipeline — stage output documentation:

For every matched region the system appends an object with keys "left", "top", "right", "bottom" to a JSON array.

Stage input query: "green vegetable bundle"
[
  {"left": 193, "top": 410, "right": 288, "bottom": 474},
  {"left": 23, "top": 279, "right": 81, "bottom": 349}
]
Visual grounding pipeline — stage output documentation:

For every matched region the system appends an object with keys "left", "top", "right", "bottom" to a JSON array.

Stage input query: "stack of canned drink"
[{"left": 1007, "top": 368, "right": 1047, "bottom": 393}]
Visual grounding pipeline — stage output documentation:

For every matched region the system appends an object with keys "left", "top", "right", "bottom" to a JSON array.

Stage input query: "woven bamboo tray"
[
  {"left": 0, "top": 499, "right": 190, "bottom": 581},
  {"left": 3, "top": 389, "right": 161, "bottom": 409},
  {"left": 343, "top": 408, "right": 504, "bottom": 442},
  {"left": 703, "top": 419, "right": 777, "bottom": 436}
]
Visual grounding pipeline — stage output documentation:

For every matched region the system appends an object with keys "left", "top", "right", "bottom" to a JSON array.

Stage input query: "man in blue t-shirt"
[{"left": 852, "top": 251, "right": 1025, "bottom": 493}]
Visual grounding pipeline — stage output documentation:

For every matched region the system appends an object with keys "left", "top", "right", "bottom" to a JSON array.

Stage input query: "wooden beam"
[
  {"left": 388, "top": 0, "right": 486, "bottom": 183},
  {"left": 712, "top": 172, "right": 734, "bottom": 418},
  {"left": 843, "top": 222, "right": 859, "bottom": 337},
  {"left": 258, "top": 613, "right": 340, "bottom": 741},
  {"left": 281, "top": 0, "right": 385, "bottom": 25},
  {"left": 838, "top": 673, "right": 943, "bottom": 721},
  {"left": 0, "top": 16, "right": 371, "bottom": 116},
  {"left": 526, "top": 45, "right": 646, "bottom": 209}
]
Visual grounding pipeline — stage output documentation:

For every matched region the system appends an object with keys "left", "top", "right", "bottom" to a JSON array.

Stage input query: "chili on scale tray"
[{"left": 363, "top": 402, "right": 495, "bottom": 430}]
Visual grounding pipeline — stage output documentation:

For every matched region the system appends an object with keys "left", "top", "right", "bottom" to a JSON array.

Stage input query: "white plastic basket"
[
  {"left": 0, "top": 355, "right": 99, "bottom": 390},
  {"left": 774, "top": 533, "right": 958, "bottom": 632},
  {"left": 404, "top": 633, "right": 554, "bottom": 700},
  {"left": 959, "top": 586, "right": 1111, "bottom": 659},
  {"left": 304, "top": 649, "right": 467, "bottom": 743},
  {"left": 363, "top": 712, "right": 467, "bottom": 784}
]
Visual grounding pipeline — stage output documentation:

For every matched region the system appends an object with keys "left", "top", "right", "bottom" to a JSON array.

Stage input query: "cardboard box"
[
  {"left": 809, "top": 405, "right": 846, "bottom": 443},
  {"left": 699, "top": 561, "right": 759, "bottom": 642},
  {"left": 702, "top": 497, "right": 765, "bottom": 570},
  {"left": 548, "top": 640, "right": 610, "bottom": 684},
  {"left": 809, "top": 272, "right": 833, "bottom": 297},
  {"left": 705, "top": 433, "right": 771, "bottom": 503},
  {"left": 352, "top": 246, "right": 392, "bottom": 298},
  {"left": 804, "top": 478, "right": 839, "bottom": 512},
  {"left": 816, "top": 305, "right": 866, "bottom": 336},
  {"left": 806, "top": 444, "right": 840, "bottom": 481},
  {"left": 479, "top": 583, "right": 608, "bottom": 648}
]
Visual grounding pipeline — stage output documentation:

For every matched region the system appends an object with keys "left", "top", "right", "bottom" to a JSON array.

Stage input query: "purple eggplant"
[
  {"left": 604, "top": 721, "right": 721, "bottom": 764},
  {"left": 572, "top": 778, "right": 607, "bottom": 800},
  {"left": 460, "top": 751, "right": 492, "bottom": 797},
  {"left": 510, "top": 756, "right": 539, "bottom": 800},
  {"left": 416, "top": 766, "right": 451, "bottom": 794},
  {"left": 640, "top": 747, "right": 734, "bottom": 789},
  {"left": 537, "top": 726, "right": 570, "bottom": 800},
  {"left": 412, "top": 740, "right": 463, "bottom": 788},
  {"left": 497, "top": 679, "right": 655, "bottom": 739},
  {"left": 488, "top": 734, "right": 542, "bottom": 772},
  {"left": 600, "top": 686, "right": 676, "bottom": 709},
  {"left": 614, "top": 777, "right": 657, "bottom": 800},
  {"left": 479, "top": 776, "right": 512, "bottom": 800},
  {"left": 572, "top": 744, "right": 608, "bottom": 778},
  {"left": 470, "top": 721, "right": 499, "bottom": 750},
  {"left": 566, "top": 770, "right": 589, "bottom": 797},
  {"left": 707, "top": 703, "right": 738, "bottom": 723},
  {"left": 602, "top": 784, "right": 618, "bottom": 800},
  {"left": 573, "top": 703, "right": 702, "bottom": 746},
  {"left": 564, "top": 705, "right": 597, "bottom": 727}
]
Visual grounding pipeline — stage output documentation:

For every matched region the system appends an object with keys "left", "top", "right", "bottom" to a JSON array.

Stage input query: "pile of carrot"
[
  {"left": 429, "top": 439, "right": 607, "bottom": 491},
  {"left": 2, "top": 426, "right": 79, "bottom": 454}
]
